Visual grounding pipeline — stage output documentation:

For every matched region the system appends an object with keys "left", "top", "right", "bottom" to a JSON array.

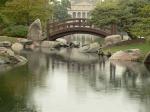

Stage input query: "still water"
[{"left": 0, "top": 48, "right": 150, "bottom": 112}]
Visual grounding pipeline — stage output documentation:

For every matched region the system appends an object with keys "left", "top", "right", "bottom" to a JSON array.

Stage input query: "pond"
[{"left": 0, "top": 48, "right": 150, "bottom": 112}]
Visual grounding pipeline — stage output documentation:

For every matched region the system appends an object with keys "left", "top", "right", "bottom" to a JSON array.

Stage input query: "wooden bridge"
[{"left": 47, "top": 18, "right": 117, "bottom": 40}]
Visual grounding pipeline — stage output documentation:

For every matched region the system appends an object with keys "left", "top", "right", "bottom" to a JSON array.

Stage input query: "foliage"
[
  {"left": 0, "top": 0, "right": 11, "bottom": 6},
  {"left": 90, "top": 0, "right": 150, "bottom": 39},
  {"left": 90, "top": 1, "right": 121, "bottom": 27},
  {"left": 53, "top": 0, "right": 71, "bottom": 21},
  {"left": 0, "top": 13, "right": 9, "bottom": 28},
  {"left": 3, "top": 0, "right": 53, "bottom": 25},
  {"left": 0, "top": 0, "right": 53, "bottom": 37},
  {"left": 104, "top": 42, "right": 150, "bottom": 56},
  {"left": 0, "top": 0, "right": 71, "bottom": 37},
  {"left": 129, "top": 3, "right": 150, "bottom": 37},
  {"left": 2, "top": 25, "right": 28, "bottom": 37}
]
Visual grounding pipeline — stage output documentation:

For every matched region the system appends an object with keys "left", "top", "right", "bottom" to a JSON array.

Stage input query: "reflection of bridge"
[{"left": 47, "top": 18, "right": 117, "bottom": 40}]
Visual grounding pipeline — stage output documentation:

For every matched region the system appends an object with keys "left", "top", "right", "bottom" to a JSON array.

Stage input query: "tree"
[
  {"left": 90, "top": 0, "right": 150, "bottom": 39},
  {"left": 119, "top": 0, "right": 150, "bottom": 38},
  {"left": 129, "top": 3, "right": 150, "bottom": 38},
  {"left": 90, "top": 1, "right": 122, "bottom": 27},
  {"left": 0, "top": 0, "right": 53, "bottom": 37},
  {"left": 0, "top": 0, "right": 11, "bottom": 6},
  {"left": 1, "top": 0, "right": 53, "bottom": 26},
  {"left": 53, "top": 0, "right": 71, "bottom": 21}
]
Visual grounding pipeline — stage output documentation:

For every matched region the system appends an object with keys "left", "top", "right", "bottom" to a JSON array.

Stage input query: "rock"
[
  {"left": 110, "top": 49, "right": 142, "bottom": 61},
  {"left": 41, "top": 41, "right": 60, "bottom": 48},
  {"left": 0, "top": 55, "right": 27, "bottom": 65},
  {"left": 79, "top": 42, "right": 100, "bottom": 53},
  {"left": 13, "top": 55, "right": 28, "bottom": 65},
  {"left": 0, "top": 47, "right": 27, "bottom": 69},
  {"left": 25, "top": 41, "right": 40, "bottom": 50},
  {"left": 0, "top": 41, "right": 12, "bottom": 47},
  {"left": 104, "top": 35, "right": 122, "bottom": 46},
  {"left": 0, "top": 47, "right": 14, "bottom": 56},
  {"left": 11, "top": 43, "right": 24, "bottom": 52},
  {"left": 0, "top": 58, "right": 7, "bottom": 64},
  {"left": 56, "top": 38, "right": 67, "bottom": 46},
  {"left": 33, "top": 41, "right": 40, "bottom": 47},
  {"left": 69, "top": 41, "right": 80, "bottom": 48},
  {"left": 27, "top": 19, "right": 45, "bottom": 41},
  {"left": 17, "top": 38, "right": 33, "bottom": 45},
  {"left": 144, "top": 52, "right": 150, "bottom": 63}
]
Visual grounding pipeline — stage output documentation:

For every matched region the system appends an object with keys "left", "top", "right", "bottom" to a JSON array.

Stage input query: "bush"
[
  {"left": 2, "top": 25, "right": 28, "bottom": 37},
  {"left": 146, "top": 37, "right": 150, "bottom": 44},
  {"left": 0, "top": 13, "right": 9, "bottom": 27}
]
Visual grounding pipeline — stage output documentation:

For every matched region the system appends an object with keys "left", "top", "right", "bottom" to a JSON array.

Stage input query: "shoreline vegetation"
[
  {"left": 104, "top": 39, "right": 150, "bottom": 62},
  {"left": 103, "top": 39, "right": 149, "bottom": 55},
  {"left": 0, "top": 36, "right": 17, "bottom": 43}
]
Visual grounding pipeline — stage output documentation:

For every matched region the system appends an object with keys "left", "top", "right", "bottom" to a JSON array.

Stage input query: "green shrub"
[
  {"left": 94, "top": 37, "right": 104, "bottom": 44},
  {"left": 2, "top": 25, "right": 28, "bottom": 37},
  {"left": 0, "top": 13, "right": 8, "bottom": 26},
  {"left": 146, "top": 37, "right": 150, "bottom": 44}
]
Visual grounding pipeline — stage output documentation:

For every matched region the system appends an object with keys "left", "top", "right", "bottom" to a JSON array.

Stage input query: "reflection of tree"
[
  {"left": 99, "top": 56, "right": 106, "bottom": 70},
  {"left": 111, "top": 62, "right": 150, "bottom": 112},
  {"left": 122, "top": 68, "right": 138, "bottom": 88},
  {"left": 0, "top": 51, "right": 53, "bottom": 112},
  {"left": 145, "top": 64, "right": 150, "bottom": 72},
  {"left": 110, "top": 62, "right": 116, "bottom": 82},
  {"left": 0, "top": 65, "right": 37, "bottom": 112},
  {"left": 25, "top": 51, "right": 49, "bottom": 75}
]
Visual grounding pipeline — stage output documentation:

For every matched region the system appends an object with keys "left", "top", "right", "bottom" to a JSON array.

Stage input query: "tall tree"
[
  {"left": 53, "top": 0, "right": 71, "bottom": 21},
  {"left": 2, "top": 0, "right": 53, "bottom": 25},
  {"left": 90, "top": 0, "right": 150, "bottom": 38}
]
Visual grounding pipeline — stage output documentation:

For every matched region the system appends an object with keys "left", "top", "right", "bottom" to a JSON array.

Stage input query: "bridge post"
[{"left": 79, "top": 19, "right": 81, "bottom": 27}]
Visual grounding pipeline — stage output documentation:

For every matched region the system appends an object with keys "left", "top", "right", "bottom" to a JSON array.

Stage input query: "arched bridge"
[{"left": 47, "top": 18, "right": 117, "bottom": 40}]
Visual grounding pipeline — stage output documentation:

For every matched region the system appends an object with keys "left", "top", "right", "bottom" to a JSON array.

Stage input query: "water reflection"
[{"left": 0, "top": 49, "right": 150, "bottom": 112}]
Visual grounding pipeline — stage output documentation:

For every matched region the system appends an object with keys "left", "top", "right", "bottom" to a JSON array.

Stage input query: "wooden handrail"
[{"left": 46, "top": 18, "right": 117, "bottom": 40}]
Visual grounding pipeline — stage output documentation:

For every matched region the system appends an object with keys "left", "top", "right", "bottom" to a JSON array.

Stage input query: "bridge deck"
[{"left": 47, "top": 18, "right": 117, "bottom": 40}]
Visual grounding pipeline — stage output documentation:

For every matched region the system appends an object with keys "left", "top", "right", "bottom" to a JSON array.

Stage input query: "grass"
[
  {"left": 0, "top": 36, "right": 18, "bottom": 43},
  {"left": 104, "top": 42, "right": 150, "bottom": 57}
]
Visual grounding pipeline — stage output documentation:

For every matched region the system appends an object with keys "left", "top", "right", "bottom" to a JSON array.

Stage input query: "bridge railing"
[{"left": 47, "top": 18, "right": 117, "bottom": 39}]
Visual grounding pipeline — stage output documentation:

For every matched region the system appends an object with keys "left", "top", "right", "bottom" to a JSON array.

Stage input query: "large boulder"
[
  {"left": 79, "top": 42, "right": 100, "bottom": 53},
  {"left": 104, "top": 35, "right": 122, "bottom": 46},
  {"left": 0, "top": 41, "right": 12, "bottom": 47},
  {"left": 40, "top": 41, "right": 60, "bottom": 48},
  {"left": 27, "top": 19, "right": 45, "bottom": 41},
  {"left": 144, "top": 52, "right": 150, "bottom": 63},
  {"left": 11, "top": 43, "right": 24, "bottom": 52},
  {"left": 110, "top": 49, "right": 142, "bottom": 61}
]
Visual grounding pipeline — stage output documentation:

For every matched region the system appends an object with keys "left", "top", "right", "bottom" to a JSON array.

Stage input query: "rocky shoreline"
[{"left": 0, "top": 47, "right": 27, "bottom": 71}]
